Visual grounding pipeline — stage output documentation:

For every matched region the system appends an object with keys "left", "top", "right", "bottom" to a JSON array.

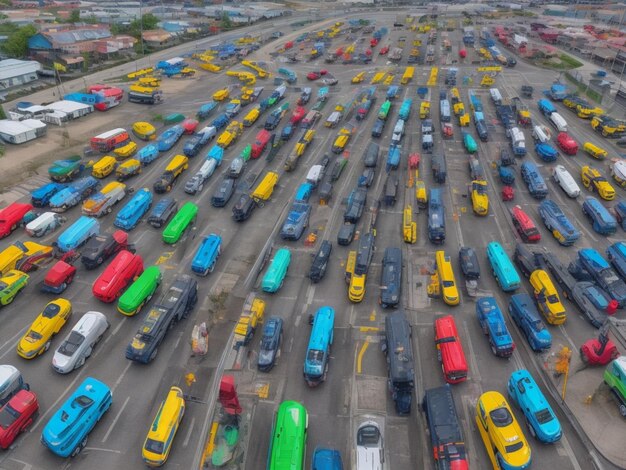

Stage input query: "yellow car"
[
  {"left": 415, "top": 180, "right": 427, "bottom": 207},
  {"left": 529, "top": 270, "right": 566, "bottom": 325},
  {"left": 582, "top": 142, "right": 607, "bottom": 160},
  {"left": 470, "top": 180, "right": 489, "bottom": 216},
  {"left": 92, "top": 156, "right": 117, "bottom": 178},
  {"left": 581, "top": 165, "right": 615, "bottom": 200},
  {"left": 351, "top": 72, "right": 365, "bottom": 84},
  {"left": 332, "top": 127, "right": 353, "bottom": 154},
  {"left": 17, "top": 298, "right": 72, "bottom": 359},
  {"left": 349, "top": 273, "right": 366, "bottom": 303},
  {"left": 113, "top": 141, "right": 138, "bottom": 160},
  {"left": 212, "top": 88, "right": 229, "bottom": 101},
  {"left": 475, "top": 391, "right": 531, "bottom": 470},
  {"left": 436, "top": 251, "right": 459, "bottom": 306},
  {"left": 0, "top": 241, "right": 53, "bottom": 276},
  {"left": 132, "top": 121, "right": 157, "bottom": 141}
]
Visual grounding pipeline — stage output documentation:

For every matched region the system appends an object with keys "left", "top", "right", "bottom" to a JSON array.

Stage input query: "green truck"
[{"left": 604, "top": 356, "right": 626, "bottom": 416}]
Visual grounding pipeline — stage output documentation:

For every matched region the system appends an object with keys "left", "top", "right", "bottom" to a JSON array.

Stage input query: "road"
[{"left": 0, "top": 12, "right": 621, "bottom": 470}]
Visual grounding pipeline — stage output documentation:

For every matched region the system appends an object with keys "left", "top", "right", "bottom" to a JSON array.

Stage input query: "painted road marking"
[
  {"left": 104, "top": 317, "right": 127, "bottom": 344},
  {"left": 155, "top": 252, "right": 174, "bottom": 265},
  {"left": 0, "top": 326, "right": 28, "bottom": 361},
  {"left": 110, "top": 361, "right": 132, "bottom": 393},
  {"left": 102, "top": 396, "right": 130, "bottom": 443},
  {"left": 357, "top": 340, "right": 369, "bottom": 374},
  {"left": 359, "top": 326, "right": 379, "bottom": 333},
  {"left": 182, "top": 417, "right": 196, "bottom": 449},
  {"left": 256, "top": 383, "right": 270, "bottom": 399},
  {"left": 31, "top": 371, "right": 84, "bottom": 432}
]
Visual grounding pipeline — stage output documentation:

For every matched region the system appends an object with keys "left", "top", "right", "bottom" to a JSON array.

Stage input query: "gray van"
[
  {"left": 0, "top": 365, "right": 29, "bottom": 407},
  {"left": 211, "top": 178, "right": 236, "bottom": 207},
  {"left": 355, "top": 232, "right": 375, "bottom": 275},
  {"left": 337, "top": 223, "right": 356, "bottom": 246},
  {"left": 431, "top": 154, "right": 447, "bottom": 184},
  {"left": 363, "top": 142, "right": 380, "bottom": 167}
]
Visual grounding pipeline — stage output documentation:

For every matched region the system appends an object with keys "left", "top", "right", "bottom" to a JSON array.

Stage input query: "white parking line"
[
  {"left": 31, "top": 371, "right": 84, "bottom": 432},
  {"left": 102, "top": 395, "right": 130, "bottom": 443},
  {"left": 104, "top": 317, "right": 127, "bottom": 343},
  {"left": 559, "top": 433, "right": 584, "bottom": 470},
  {"left": 182, "top": 416, "right": 196, "bottom": 448},
  {"left": 0, "top": 326, "right": 28, "bottom": 360},
  {"left": 110, "top": 361, "right": 132, "bottom": 394}
]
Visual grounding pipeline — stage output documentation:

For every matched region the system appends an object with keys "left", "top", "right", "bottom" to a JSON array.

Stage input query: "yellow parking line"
[
  {"left": 357, "top": 340, "right": 369, "bottom": 374},
  {"left": 359, "top": 326, "right": 379, "bottom": 333}
]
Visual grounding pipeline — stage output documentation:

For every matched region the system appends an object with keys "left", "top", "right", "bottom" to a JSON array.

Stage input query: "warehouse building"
[{"left": 0, "top": 59, "right": 42, "bottom": 90}]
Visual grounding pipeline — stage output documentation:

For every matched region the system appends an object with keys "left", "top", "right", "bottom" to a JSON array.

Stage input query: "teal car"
[
  {"left": 164, "top": 113, "right": 185, "bottom": 124},
  {"left": 48, "top": 156, "right": 84, "bottom": 182},
  {"left": 0, "top": 270, "right": 29, "bottom": 306},
  {"left": 463, "top": 133, "right": 477, "bottom": 153}
]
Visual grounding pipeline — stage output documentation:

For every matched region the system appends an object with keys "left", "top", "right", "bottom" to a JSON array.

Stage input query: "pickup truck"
[
  {"left": 183, "top": 126, "right": 216, "bottom": 157},
  {"left": 216, "top": 121, "right": 243, "bottom": 149},
  {"left": 264, "top": 104, "right": 289, "bottom": 130},
  {"left": 82, "top": 182, "right": 127, "bottom": 217},
  {"left": 153, "top": 155, "right": 189, "bottom": 193},
  {"left": 332, "top": 126, "right": 355, "bottom": 154},
  {"left": 49, "top": 177, "right": 101, "bottom": 212}
]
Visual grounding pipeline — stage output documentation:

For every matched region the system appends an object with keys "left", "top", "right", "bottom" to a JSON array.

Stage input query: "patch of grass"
[
  {"left": 152, "top": 114, "right": 164, "bottom": 123},
  {"left": 559, "top": 53, "right": 583, "bottom": 68},
  {"left": 0, "top": 145, "right": 5, "bottom": 158}
]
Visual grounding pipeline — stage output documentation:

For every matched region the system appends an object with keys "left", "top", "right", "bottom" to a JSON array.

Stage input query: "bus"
[
  {"left": 303, "top": 306, "right": 335, "bottom": 386},
  {"left": 142, "top": 386, "right": 185, "bottom": 466},
  {"left": 262, "top": 248, "right": 291, "bottom": 293},
  {"left": 117, "top": 265, "right": 162, "bottom": 316},
  {"left": 267, "top": 401, "right": 308, "bottom": 470},
  {"left": 90, "top": 128, "right": 130, "bottom": 153},
  {"left": 434, "top": 315, "right": 468, "bottom": 384},
  {"left": 428, "top": 189, "right": 446, "bottom": 244},
  {"left": 162, "top": 201, "right": 198, "bottom": 244},
  {"left": 436, "top": 250, "right": 459, "bottom": 306},
  {"left": 383, "top": 310, "right": 414, "bottom": 414},
  {"left": 378, "top": 100, "right": 392, "bottom": 120},
  {"left": 486, "top": 241, "right": 520, "bottom": 292}
]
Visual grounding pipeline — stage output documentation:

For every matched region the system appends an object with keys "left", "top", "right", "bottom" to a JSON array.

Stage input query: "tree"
[
  {"left": 68, "top": 9, "right": 80, "bottom": 23},
  {"left": 221, "top": 12, "right": 232, "bottom": 30},
  {"left": 1, "top": 25, "right": 37, "bottom": 58},
  {"left": 128, "top": 13, "right": 160, "bottom": 38}
]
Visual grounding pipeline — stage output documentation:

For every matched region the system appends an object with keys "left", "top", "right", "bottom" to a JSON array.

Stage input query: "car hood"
[
  {"left": 258, "top": 349, "right": 275, "bottom": 365},
  {"left": 52, "top": 351, "right": 74, "bottom": 371}
]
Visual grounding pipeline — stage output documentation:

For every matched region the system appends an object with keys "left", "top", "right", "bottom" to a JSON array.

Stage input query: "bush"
[{"left": 559, "top": 54, "right": 583, "bottom": 68}]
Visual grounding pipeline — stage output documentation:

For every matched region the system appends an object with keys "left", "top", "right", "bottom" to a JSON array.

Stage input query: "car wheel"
[
  {"left": 97, "top": 256, "right": 103, "bottom": 265},
  {"left": 76, "top": 357, "right": 85, "bottom": 369},
  {"left": 527, "top": 419, "right": 537, "bottom": 438},
  {"left": 167, "top": 185, "right": 172, "bottom": 192},
  {"left": 620, "top": 404, "right": 626, "bottom": 417},
  {"left": 44, "top": 341, "right": 51, "bottom": 352},
  {"left": 149, "top": 348, "right": 158, "bottom": 362},
  {"left": 62, "top": 204, "right": 68, "bottom": 211},
  {"left": 490, "top": 343, "right": 497, "bottom": 356}
]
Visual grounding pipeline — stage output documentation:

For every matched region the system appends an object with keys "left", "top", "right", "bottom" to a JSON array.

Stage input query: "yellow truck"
[
  {"left": 383, "top": 74, "right": 395, "bottom": 86},
  {"left": 332, "top": 127, "right": 354, "bottom": 154},
  {"left": 403, "top": 206, "right": 417, "bottom": 243},
  {"left": 251, "top": 171, "right": 279, "bottom": 202},
  {"left": 345, "top": 251, "right": 365, "bottom": 302},
  {"left": 285, "top": 130, "right": 315, "bottom": 171},
  {"left": 351, "top": 72, "right": 366, "bottom": 84},
  {"left": 420, "top": 101, "right": 430, "bottom": 119},
  {"left": 216, "top": 121, "right": 243, "bottom": 148},
  {"left": 212, "top": 88, "right": 230, "bottom": 101},
  {"left": 199, "top": 63, "right": 222, "bottom": 73},
  {"left": 241, "top": 60, "right": 269, "bottom": 78},
  {"left": 401, "top": 67, "right": 415, "bottom": 85},
  {"left": 243, "top": 106, "right": 261, "bottom": 127},
  {"left": 234, "top": 295, "right": 265, "bottom": 347},
  {"left": 92, "top": 156, "right": 117, "bottom": 178},
  {"left": 371, "top": 72, "right": 386, "bottom": 84},
  {"left": 138, "top": 77, "right": 160, "bottom": 87}
]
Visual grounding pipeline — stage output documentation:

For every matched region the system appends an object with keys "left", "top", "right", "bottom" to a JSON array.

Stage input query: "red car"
[
  {"left": 181, "top": 118, "right": 199, "bottom": 135},
  {"left": 442, "top": 122, "right": 453, "bottom": 138},
  {"left": 0, "top": 202, "right": 33, "bottom": 238},
  {"left": 557, "top": 132, "right": 578, "bottom": 155},
  {"left": 41, "top": 250, "right": 80, "bottom": 294},
  {"left": 0, "top": 389, "right": 39, "bottom": 449},
  {"left": 511, "top": 205, "right": 541, "bottom": 242},
  {"left": 370, "top": 38, "right": 379, "bottom": 47},
  {"left": 409, "top": 153, "right": 420, "bottom": 170},
  {"left": 379, "top": 46, "right": 390, "bottom": 55},
  {"left": 290, "top": 106, "right": 307, "bottom": 125},
  {"left": 251, "top": 130, "right": 272, "bottom": 159},
  {"left": 306, "top": 70, "right": 327, "bottom": 81},
  {"left": 92, "top": 250, "right": 143, "bottom": 303},
  {"left": 459, "top": 49, "right": 467, "bottom": 58}
]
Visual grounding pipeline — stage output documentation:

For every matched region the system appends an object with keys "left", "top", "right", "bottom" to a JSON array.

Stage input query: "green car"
[
  {"left": 164, "top": 113, "right": 185, "bottom": 124},
  {"left": 48, "top": 156, "right": 84, "bottom": 182},
  {"left": 0, "top": 270, "right": 29, "bottom": 306},
  {"left": 604, "top": 356, "right": 626, "bottom": 416},
  {"left": 117, "top": 266, "right": 162, "bottom": 316},
  {"left": 162, "top": 202, "right": 198, "bottom": 244}
]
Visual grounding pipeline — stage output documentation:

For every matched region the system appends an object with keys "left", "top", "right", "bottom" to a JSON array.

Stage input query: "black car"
[
  {"left": 380, "top": 247, "right": 402, "bottom": 308},
  {"left": 153, "top": 170, "right": 180, "bottom": 194},
  {"left": 337, "top": 223, "right": 356, "bottom": 246},
  {"left": 458, "top": 246, "right": 480, "bottom": 280},
  {"left": 211, "top": 178, "right": 236, "bottom": 207},
  {"left": 148, "top": 197, "right": 178, "bottom": 228},
  {"left": 81, "top": 230, "right": 134, "bottom": 270},
  {"left": 513, "top": 243, "right": 544, "bottom": 278},
  {"left": 257, "top": 316, "right": 283, "bottom": 372},
  {"left": 125, "top": 274, "right": 198, "bottom": 363},
  {"left": 371, "top": 119, "right": 385, "bottom": 138},
  {"left": 309, "top": 240, "right": 332, "bottom": 283},
  {"left": 358, "top": 168, "right": 375, "bottom": 188},
  {"left": 363, "top": 142, "right": 380, "bottom": 167},
  {"left": 232, "top": 193, "right": 256, "bottom": 221},
  {"left": 344, "top": 187, "right": 367, "bottom": 223}
]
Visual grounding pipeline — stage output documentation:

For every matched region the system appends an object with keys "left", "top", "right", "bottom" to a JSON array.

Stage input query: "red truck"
[
  {"left": 290, "top": 106, "right": 306, "bottom": 125},
  {"left": 92, "top": 250, "right": 143, "bottom": 303},
  {"left": 0, "top": 202, "right": 33, "bottom": 238},
  {"left": 251, "top": 130, "right": 272, "bottom": 159}
]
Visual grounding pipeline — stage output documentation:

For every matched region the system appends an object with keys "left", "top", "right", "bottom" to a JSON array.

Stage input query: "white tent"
[
  {"left": 0, "top": 119, "right": 46, "bottom": 144},
  {"left": 45, "top": 100, "right": 94, "bottom": 119}
]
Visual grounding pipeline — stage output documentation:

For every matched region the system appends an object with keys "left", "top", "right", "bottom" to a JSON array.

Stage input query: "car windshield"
[
  {"left": 73, "top": 395, "right": 94, "bottom": 409},
  {"left": 307, "top": 349, "right": 324, "bottom": 365},
  {"left": 505, "top": 441, "right": 524, "bottom": 453},
  {"left": 535, "top": 408, "right": 554, "bottom": 424},
  {"left": 532, "top": 320, "right": 545, "bottom": 331},
  {"left": 26, "top": 330, "right": 43, "bottom": 342},
  {"left": 547, "top": 294, "right": 559, "bottom": 304},
  {"left": 144, "top": 438, "right": 164, "bottom": 454},
  {"left": 42, "top": 303, "right": 61, "bottom": 318},
  {"left": 443, "top": 281, "right": 455, "bottom": 288},
  {"left": 357, "top": 425, "right": 380, "bottom": 447},
  {"left": 0, "top": 282, "right": 8, "bottom": 291},
  {"left": 0, "top": 404, "right": 20, "bottom": 429},
  {"left": 57, "top": 331, "right": 85, "bottom": 356},
  {"left": 490, "top": 407, "right": 513, "bottom": 427}
]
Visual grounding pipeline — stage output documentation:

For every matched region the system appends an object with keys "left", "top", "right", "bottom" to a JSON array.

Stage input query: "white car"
[
  {"left": 356, "top": 420, "right": 384, "bottom": 470},
  {"left": 321, "top": 78, "right": 338, "bottom": 86},
  {"left": 25, "top": 212, "right": 65, "bottom": 237},
  {"left": 52, "top": 311, "right": 109, "bottom": 374},
  {"left": 552, "top": 165, "right": 580, "bottom": 198}
]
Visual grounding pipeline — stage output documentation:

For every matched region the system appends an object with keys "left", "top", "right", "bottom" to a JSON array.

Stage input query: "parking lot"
[{"left": 1, "top": 11, "right": 625, "bottom": 470}]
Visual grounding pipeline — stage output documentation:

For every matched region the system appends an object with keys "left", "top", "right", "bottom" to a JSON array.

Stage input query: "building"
[
  {"left": 142, "top": 30, "right": 175, "bottom": 47},
  {"left": 28, "top": 25, "right": 112, "bottom": 62},
  {"left": 0, "top": 59, "right": 42, "bottom": 90}
]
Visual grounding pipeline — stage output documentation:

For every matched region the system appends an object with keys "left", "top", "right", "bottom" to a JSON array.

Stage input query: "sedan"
[
  {"left": 356, "top": 420, "right": 384, "bottom": 469},
  {"left": 52, "top": 311, "right": 109, "bottom": 374},
  {"left": 17, "top": 298, "right": 72, "bottom": 359},
  {"left": 0, "top": 270, "right": 29, "bottom": 307},
  {"left": 321, "top": 78, "right": 338, "bottom": 86},
  {"left": 257, "top": 316, "right": 283, "bottom": 372},
  {"left": 0, "top": 389, "right": 39, "bottom": 449},
  {"left": 552, "top": 165, "right": 580, "bottom": 198}
]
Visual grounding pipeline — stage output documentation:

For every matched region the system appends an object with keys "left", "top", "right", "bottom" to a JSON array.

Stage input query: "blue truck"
[
  {"left": 114, "top": 188, "right": 153, "bottom": 231},
  {"left": 31, "top": 182, "right": 66, "bottom": 207},
  {"left": 49, "top": 177, "right": 100, "bottom": 212},
  {"left": 538, "top": 99, "right": 556, "bottom": 116},
  {"left": 191, "top": 234, "right": 222, "bottom": 276},
  {"left": 476, "top": 296, "right": 515, "bottom": 358}
]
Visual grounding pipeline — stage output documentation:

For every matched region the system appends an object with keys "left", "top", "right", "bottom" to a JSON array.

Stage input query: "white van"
[
  {"left": 356, "top": 420, "right": 384, "bottom": 470},
  {"left": 25, "top": 212, "right": 65, "bottom": 237},
  {"left": 553, "top": 165, "right": 580, "bottom": 198},
  {"left": 306, "top": 165, "right": 324, "bottom": 187},
  {"left": 489, "top": 88, "right": 503, "bottom": 105},
  {"left": 532, "top": 125, "right": 550, "bottom": 143},
  {"left": 0, "top": 365, "right": 29, "bottom": 407},
  {"left": 549, "top": 112, "right": 568, "bottom": 132},
  {"left": 391, "top": 120, "right": 405, "bottom": 144},
  {"left": 325, "top": 111, "right": 342, "bottom": 128},
  {"left": 198, "top": 125, "right": 217, "bottom": 142}
]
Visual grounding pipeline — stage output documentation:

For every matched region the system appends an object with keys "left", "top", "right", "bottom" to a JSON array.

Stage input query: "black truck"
[{"left": 382, "top": 311, "right": 414, "bottom": 414}]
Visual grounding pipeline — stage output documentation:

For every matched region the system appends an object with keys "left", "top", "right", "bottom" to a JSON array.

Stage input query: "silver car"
[
  {"left": 52, "top": 311, "right": 109, "bottom": 374},
  {"left": 356, "top": 419, "right": 384, "bottom": 470}
]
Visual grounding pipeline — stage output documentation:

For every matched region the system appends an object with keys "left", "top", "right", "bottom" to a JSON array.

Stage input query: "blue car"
[
  {"left": 114, "top": 188, "right": 153, "bottom": 231},
  {"left": 521, "top": 161, "right": 548, "bottom": 199},
  {"left": 197, "top": 102, "right": 217, "bottom": 120},
  {"left": 570, "top": 281, "right": 610, "bottom": 328},
  {"left": 476, "top": 297, "right": 515, "bottom": 358},
  {"left": 183, "top": 127, "right": 215, "bottom": 157},
  {"left": 606, "top": 242, "right": 626, "bottom": 280},
  {"left": 41, "top": 377, "right": 112, "bottom": 457},
  {"left": 578, "top": 248, "right": 626, "bottom": 308},
  {"left": 613, "top": 199, "right": 626, "bottom": 231},
  {"left": 190, "top": 234, "right": 222, "bottom": 276},
  {"left": 157, "top": 125, "right": 184, "bottom": 152},
  {"left": 210, "top": 113, "right": 230, "bottom": 131},
  {"left": 31, "top": 182, "right": 66, "bottom": 207},
  {"left": 257, "top": 316, "right": 283, "bottom": 372},
  {"left": 280, "top": 202, "right": 311, "bottom": 240},
  {"left": 295, "top": 182, "right": 313, "bottom": 202},
  {"left": 281, "top": 124, "right": 295, "bottom": 141},
  {"left": 535, "top": 142, "right": 558, "bottom": 162},
  {"left": 49, "top": 177, "right": 100, "bottom": 212},
  {"left": 312, "top": 447, "right": 344, "bottom": 470},
  {"left": 507, "top": 370, "right": 562, "bottom": 443},
  {"left": 386, "top": 145, "right": 401, "bottom": 171},
  {"left": 56, "top": 215, "right": 100, "bottom": 252},
  {"left": 538, "top": 199, "right": 580, "bottom": 246},
  {"left": 508, "top": 293, "right": 552, "bottom": 351},
  {"left": 137, "top": 144, "right": 160, "bottom": 165},
  {"left": 582, "top": 196, "right": 617, "bottom": 235}
]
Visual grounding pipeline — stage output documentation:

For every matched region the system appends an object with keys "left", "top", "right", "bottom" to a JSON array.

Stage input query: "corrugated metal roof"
[
  {"left": 45, "top": 28, "right": 111, "bottom": 45},
  {"left": 0, "top": 59, "right": 41, "bottom": 81},
  {"left": 46, "top": 100, "right": 93, "bottom": 112}
]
